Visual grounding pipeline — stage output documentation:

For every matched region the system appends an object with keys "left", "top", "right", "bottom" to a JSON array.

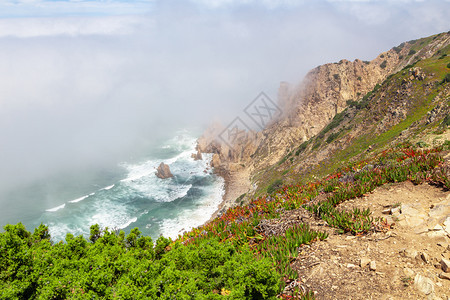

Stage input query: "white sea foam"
[
  {"left": 160, "top": 176, "right": 225, "bottom": 240},
  {"left": 119, "top": 217, "right": 137, "bottom": 229},
  {"left": 69, "top": 195, "right": 89, "bottom": 203},
  {"left": 46, "top": 203, "right": 66, "bottom": 212},
  {"left": 102, "top": 184, "right": 114, "bottom": 190}
]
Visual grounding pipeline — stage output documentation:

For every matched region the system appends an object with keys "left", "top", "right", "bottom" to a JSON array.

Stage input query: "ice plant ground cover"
[{"left": 0, "top": 142, "right": 449, "bottom": 299}]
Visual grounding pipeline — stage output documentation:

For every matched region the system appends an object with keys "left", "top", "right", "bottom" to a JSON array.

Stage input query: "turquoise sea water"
[{"left": 1, "top": 130, "right": 224, "bottom": 241}]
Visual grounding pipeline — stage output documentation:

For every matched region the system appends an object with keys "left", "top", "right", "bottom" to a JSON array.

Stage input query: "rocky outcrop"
[
  {"left": 198, "top": 32, "right": 450, "bottom": 202},
  {"left": 156, "top": 163, "right": 173, "bottom": 179},
  {"left": 191, "top": 150, "right": 203, "bottom": 161}
]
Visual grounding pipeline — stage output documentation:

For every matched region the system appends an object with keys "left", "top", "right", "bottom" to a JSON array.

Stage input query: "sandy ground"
[{"left": 209, "top": 166, "right": 252, "bottom": 221}]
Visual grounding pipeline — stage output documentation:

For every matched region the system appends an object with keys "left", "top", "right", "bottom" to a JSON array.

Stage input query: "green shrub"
[
  {"left": 321, "top": 110, "right": 346, "bottom": 135},
  {"left": 333, "top": 74, "right": 339, "bottom": 80},
  {"left": 408, "top": 49, "right": 416, "bottom": 56},
  {"left": 447, "top": 62, "right": 450, "bottom": 69},
  {"left": 295, "top": 140, "right": 309, "bottom": 156},
  {"left": 438, "top": 54, "right": 447, "bottom": 59},
  {"left": 267, "top": 179, "right": 283, "bottom": 194},
  {"left": 442, "top": 115, "right": 450, "bottom": 127},
  {"left": 0, "top": 224, "right": 280, "bottom": 299},
  {"left": 380, "top": 60, "right": 387, "bottom": 69},
  {"left": 441, "top": 73, "right": 450, "bottom": 84},
  {"left": 380, "top": 54, "right": 385, "bottom": 58},
  {"left": 326, "top": 131, "right": 340, "bottom": 143}
]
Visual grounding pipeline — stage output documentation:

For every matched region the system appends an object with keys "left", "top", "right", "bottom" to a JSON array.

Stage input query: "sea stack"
[
  {"left": 191, "top": 150, "right": 203, "bottom": 161},
  {"left": 156, "top": 162, "right": 174, "bottom": 179}
]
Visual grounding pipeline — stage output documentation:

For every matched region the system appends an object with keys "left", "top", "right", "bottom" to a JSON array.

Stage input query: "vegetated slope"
[
  {"left": 1, "top": 33, "right": 450, "bottom": 299},
  {"left": 256, "top": 33, "right": 450, "bottom": 197},
  {"left": 197, "top": 32, "right": 450, "bottom": 198}
]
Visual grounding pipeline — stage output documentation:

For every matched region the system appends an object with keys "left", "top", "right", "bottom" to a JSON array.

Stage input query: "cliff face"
[{"left": 198, "top": 32, "right": 450, "bottom": 202}]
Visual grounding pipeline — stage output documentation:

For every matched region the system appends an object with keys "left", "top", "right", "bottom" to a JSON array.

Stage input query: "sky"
[{"left": 0, "top": 0, "right": 449, "bottom": 193}]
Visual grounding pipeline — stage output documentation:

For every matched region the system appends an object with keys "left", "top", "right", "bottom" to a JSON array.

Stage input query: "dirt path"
[{"left": 293, "top": 182, "right": 450, "bottom": 300}]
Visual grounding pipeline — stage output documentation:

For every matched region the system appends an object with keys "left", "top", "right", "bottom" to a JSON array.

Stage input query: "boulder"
[{"left": 156, "top": 163, "right": 174, "bottom": 179}]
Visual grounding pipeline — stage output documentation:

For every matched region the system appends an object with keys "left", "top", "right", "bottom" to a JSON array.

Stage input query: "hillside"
[
  {"left": 1, "top": 32, "right": 449, "bottom": 299},
  {"left": 198, "top": 31, "right": 450, "bottom": 209}
]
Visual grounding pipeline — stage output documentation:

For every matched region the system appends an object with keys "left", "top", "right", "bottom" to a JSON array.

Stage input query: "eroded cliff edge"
[{"left": 198, "top": 32, "right": 450, "bottom": 215}]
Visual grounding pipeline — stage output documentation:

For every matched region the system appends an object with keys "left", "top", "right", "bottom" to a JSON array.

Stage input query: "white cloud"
[
  {"left": 0, "top": 15, "right": 146, "bottom": 37},
  {"left": 0, "top": 0, "right": 155, "bottom": 18}
]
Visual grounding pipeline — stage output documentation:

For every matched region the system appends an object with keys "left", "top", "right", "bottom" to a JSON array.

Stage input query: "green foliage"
[
  {"left": 333, "top": 74, "right": 339, "bottom": 80},
  {"left": 408, "top": 49, "right": 417, "bottom": 56},
  {"left": 295, "top": 140, "right": 309, "bottom": 156},
  {"left": 0, "top": 225, "right": 280, "bottom": 299},
  {"left": 236, "top": 193, "right": 247, "bottom": 204},
  {"left": 267, "top": 179, "right": 283, "bottom": 194},
  {"left": 326, "top": 131, "right": 340, "bottom": 143},
  {"left": 438, "top": 54, "right": 447, "bottom": 59},
  {"left": 380, "top": 60, "right": 387, "bottom": 69},
  {"left": 380, "top": 54, "right": 385, "bottom": 58},
  {"left": 447, "top": 62, "right": 450, "bottom": 68},
  {"left": 321, "top": 110, "right": 346, "bottom": 136},
  {"left": 441, "top": 73, "right": 450, "bottom": 84}
]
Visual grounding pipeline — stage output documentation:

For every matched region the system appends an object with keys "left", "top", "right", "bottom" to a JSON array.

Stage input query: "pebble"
[{"left": 369, "top": 261, "right": 377, "bottom": 271}]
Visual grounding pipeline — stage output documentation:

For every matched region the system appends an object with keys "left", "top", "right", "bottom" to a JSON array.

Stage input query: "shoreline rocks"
[{"left": 156, "top": 162, "right": 174, "bottom": 179}]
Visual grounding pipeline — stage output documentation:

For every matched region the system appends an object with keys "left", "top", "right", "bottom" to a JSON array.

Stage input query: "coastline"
[{"left": 208, "top": 165, "right": 252, "bottom": 222}]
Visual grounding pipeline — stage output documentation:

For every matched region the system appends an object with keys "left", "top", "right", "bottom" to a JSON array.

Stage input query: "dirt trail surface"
[{"left": 294, "top": 181, "right": 450, "bottom": 300}]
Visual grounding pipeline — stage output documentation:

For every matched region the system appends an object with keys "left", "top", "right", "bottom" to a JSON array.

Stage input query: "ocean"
[{"left": 1, "top": 130, "right": 224, "bottom": 242}]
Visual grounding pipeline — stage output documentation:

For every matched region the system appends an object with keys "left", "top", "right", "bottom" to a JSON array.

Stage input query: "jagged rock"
[
  {"left": 441, "top": 258, "right": 450, "bottom": 273},
  {"left": 369, "top": 261, "right": 377, "bottom": 271},
  {"left": 191, "top": 150, "right": 203, "bottom": 161},
  {"left": 360, "top": 257, "right": 370, "bottom": 267},
  {"left": 414, "top": 274, "right": 434, "bottom": 295},
  {"left": 155, "top": 163, "right": 174, "bottom": 179},
  {"left": 211, "top": 154, "right": 221, "bottom": 168},
  {"left": 421, "top": 252, "right": 430, "bottom": 264},
  {"left": 439, "top": 273, "right": 450, "bottom": 281},
  {"left": 409, "top": 67, "right": 426, "bottom": 80}
]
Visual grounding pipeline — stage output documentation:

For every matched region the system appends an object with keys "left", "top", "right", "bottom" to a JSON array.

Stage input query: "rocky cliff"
[{"left": 198, "top": 31, "right": 450, "bottom": 205}]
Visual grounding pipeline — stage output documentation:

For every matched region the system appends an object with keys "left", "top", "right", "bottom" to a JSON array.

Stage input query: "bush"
[
  {"left": 326, "top": 131, "right": 340, "bottom": 143},
  {"left": 0, "top": 224, "right": 280, "bottom": 299},
  {"left": 295, "top": 140, "right": 309, "bottom": 156},
  {"left": 380, "top": 60, "right": 387, "bottom": 69},
  {"left": 408, "top": 49, "right": 416, "bottom": 56},
  {"left": 442, "top": 114, "right": 450, "bottom": 127},
  {"left": 267, "top": 179, "right": 283, "bottom": 194},
  {"left": 321, "top": 110, "right": 346, "bottom": 135},
  {"left": 447, "top": 62, "right": 450, "bottom": 69},
  {"left": 441, "top": 73, "right": 450, "bottom": 84}
]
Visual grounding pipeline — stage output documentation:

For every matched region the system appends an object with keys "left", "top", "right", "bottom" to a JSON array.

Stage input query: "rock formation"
[
  {"left": 155, "top": 162, "right": 173, "bottom": 179},
  {"left": 191, "top": 150, "right": 203, "bottom": 161},
  {"left": 197, "top": 31, "right": 450, "bottom": 205}
]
